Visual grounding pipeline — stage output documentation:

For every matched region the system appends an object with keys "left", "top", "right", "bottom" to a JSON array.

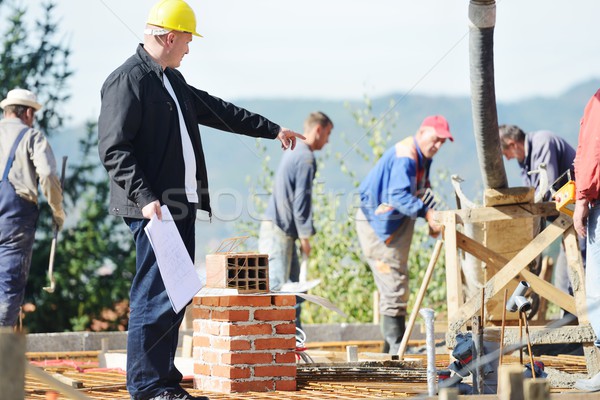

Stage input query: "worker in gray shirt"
[
  {"left": 499, "top": 124, "right": 581, "bottom": 300},
  {"left": 259, "top": 111, "right": 333, "bottom": 328}
]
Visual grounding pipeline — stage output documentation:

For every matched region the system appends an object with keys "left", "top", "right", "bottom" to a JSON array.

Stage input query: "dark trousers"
[{"left": 124, "top": 205, "right": 195, "bottom": 400}]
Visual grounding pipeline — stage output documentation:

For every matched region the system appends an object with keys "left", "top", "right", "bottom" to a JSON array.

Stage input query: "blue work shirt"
[{"left": 359, "top": 136, "right": 430, "bottom": 243}]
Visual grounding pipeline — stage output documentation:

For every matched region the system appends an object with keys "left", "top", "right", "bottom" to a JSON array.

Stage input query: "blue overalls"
[{"left": 0, "top": 127, "right": 39, "bottom": 326}]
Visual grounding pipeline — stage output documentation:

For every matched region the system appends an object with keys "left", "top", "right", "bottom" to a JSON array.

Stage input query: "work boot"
[{"left": 381, "top": 315, "right": 405, "bottom": 355}]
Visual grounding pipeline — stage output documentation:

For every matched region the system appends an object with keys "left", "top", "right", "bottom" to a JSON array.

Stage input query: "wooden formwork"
[{"left": 440, "top": 187, "right": 600, "bottom": 375}]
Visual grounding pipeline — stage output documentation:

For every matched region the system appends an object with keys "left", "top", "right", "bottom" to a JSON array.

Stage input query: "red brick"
[
  {"left": 211, "top": 337, "right": 251, "bottom": 351},
  {"left": 275, "top": 352, "right": 297, "bottom": 364},
  {"left": 223, "top": 352, "right": 273, "bottom": 365},
  {"left": 192, "top": 307, "right": 211, "bottom": 320},
  {"left": 211, "top": 365, "right": 251, "bottom": 379},
  {"left": 200, "top": 349, "right": 221, "bottom": 364},
  {"left": 212, "top": 310, "right": 249, "bottom": 322},
  {"left": 254, "top": 337, "right": 296, "bottom": 350},
  {"left": 195, "top": 320, "right": 221, "bottom": 335},
  {"left": 192, "top": 296, "right": 202, "bottom": 306},
  {"left": 276, "top": 379, "right": 297, "bottom": 391},
  {"left": 275, "top": 323, "right": 296, "bottom": 334},
  {"left": 254, "top": 365, "right": 296, "bottom": 377},
  {"left": 222, "top": 323, "right": 272, "bottom": 336},
  {"left": 226, "top": 380, "right": 275, "bottom": 393},
  {"left": 192, "top": 348, "right": 202, "bottom": 361},
  {"left": 195, "top": 296, "right": 220, "bottom": 306},
  {"left": 254, "top": 309, "right": 295, "bottom": 321},
  {"left": 218, "top": 295, "right": 272, "bottom": 307},
  {"left": 272, "top": 295, "right": 296, "bottom": 306},
  {"left": 196, "top": 375, "right": 223, "bottom": 392},
  {"left": 192, "top": 320, "right": 202, "bottom": 332},
  {"left": 193, "top": 335, "right": 210, "bottom": 348},
  {"left": 193, "top": 363, "right": 211, "bottom": 375}
]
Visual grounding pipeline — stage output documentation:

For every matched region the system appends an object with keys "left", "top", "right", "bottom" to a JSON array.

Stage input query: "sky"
[{"left": 32, "top": 0, "right": 600, "bottom": 127}]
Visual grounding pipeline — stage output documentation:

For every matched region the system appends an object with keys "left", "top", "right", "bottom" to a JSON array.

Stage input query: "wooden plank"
[
  {"left": 51, "top": 373, "right": 84, "bottom": 388},
  {"left": 563, "top": 227, "right": 588, "bottom": 322},
  {"left": 438, "top": 202, "right": 558, "bottom": 224},
  {"left": 455, "top": 231, "right": 577, "bottom": 315},
  {"left": 519, "top": 269, "right": 577, "bottom": 315},
  {"left": 443, "top": 213, "right": 462, "bottom": 319},
  {"left": 484, "top": 186, "right": 534, "bottom": 206},
  {"left": 449, "top": 215, "right": 570, "bottom": 329}
]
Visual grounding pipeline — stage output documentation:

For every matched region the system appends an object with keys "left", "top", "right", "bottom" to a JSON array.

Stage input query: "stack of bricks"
[{"left": 192, "top": 294, "right": 297, "bottom": 393}]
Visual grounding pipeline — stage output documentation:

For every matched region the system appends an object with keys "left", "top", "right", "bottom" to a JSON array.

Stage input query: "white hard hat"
[{"left": 0, "top": 88, "right": 43, "bottom": 111}]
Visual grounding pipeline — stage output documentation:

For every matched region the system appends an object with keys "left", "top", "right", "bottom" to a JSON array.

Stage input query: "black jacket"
[{"left": 98, "top": 44, "right": 280, "bottom": 219}]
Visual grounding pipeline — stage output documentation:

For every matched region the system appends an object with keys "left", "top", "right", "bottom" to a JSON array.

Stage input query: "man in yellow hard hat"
[{"left": 98, "top": 1, "right": 303, "bottom": 399}]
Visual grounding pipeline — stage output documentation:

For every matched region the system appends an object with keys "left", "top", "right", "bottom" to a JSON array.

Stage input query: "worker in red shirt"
[{"left": 573, "top": 89, "right": 600, "bottom": 392}]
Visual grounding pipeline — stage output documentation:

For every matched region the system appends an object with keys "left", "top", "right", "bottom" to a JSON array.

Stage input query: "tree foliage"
[
  {"left": 240, "top": 97, "right": 448, "bottom": 325},
  {"left": 0, "top": 0, "right": 71, "bottom": 134}
]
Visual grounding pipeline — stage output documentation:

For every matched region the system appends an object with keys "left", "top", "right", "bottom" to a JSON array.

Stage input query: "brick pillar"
[{"left": 192, "top": 294, "right": 297, "bottom": 393}]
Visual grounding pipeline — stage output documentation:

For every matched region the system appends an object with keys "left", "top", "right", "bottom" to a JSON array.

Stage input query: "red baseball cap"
[{"left": 420, "top": 115, "right": 454, "bottom": 142}]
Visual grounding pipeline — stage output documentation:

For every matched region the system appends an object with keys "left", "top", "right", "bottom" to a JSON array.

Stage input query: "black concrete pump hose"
[{"left": 469, "top": 0, "right": 508, "bottom": 190}]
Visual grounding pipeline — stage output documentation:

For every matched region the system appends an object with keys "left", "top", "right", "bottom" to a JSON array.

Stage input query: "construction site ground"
[{"left": 24, "top": 339, "right": 596, "bottom": 400}]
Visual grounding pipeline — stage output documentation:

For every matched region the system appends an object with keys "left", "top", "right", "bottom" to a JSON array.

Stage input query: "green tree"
[
  {"left": 0, "top": 0, "right": 71, "bottom": 134},
  {"left": 240, "top": 97, "right": 448, "bottom": 325}
]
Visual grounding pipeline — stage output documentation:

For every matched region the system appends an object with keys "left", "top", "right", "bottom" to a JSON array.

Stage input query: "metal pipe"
[{"left": 420, "top": 308, "right": 437, "bottom": 396}]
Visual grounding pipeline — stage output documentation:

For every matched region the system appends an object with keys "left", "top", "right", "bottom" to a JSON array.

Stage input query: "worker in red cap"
[{"left": 355, "top": 115, "right": 453, "bottom": 354}]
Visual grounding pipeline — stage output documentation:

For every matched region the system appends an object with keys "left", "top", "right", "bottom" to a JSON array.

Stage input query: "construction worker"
[
  {"left": 259, "top": 111, "right": 333, "bottom": 329},
  {"left": 355, "top": 115, "right": 452, "bottom": 354},
  {"left": 499, "top": 125, "right": 576, "bottom": 200},
  {"left": 0, "top": 88, "right": 65, "bottom": 327},
  {"left": 97, "top": 1, "right": 303, "bottom": 399},
  {"left": 499, "top": 124, "right": 582, "bottom": 298},
  {"left": 573, "top": 89, "right": 600, "bottom": 392}
]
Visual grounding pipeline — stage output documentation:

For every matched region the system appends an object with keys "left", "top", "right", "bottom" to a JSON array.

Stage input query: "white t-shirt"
[{"left": 163, "top": 74, "right": 198, "bottom": 203}]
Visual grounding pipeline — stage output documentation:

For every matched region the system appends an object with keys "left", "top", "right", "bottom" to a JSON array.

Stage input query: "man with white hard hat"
[{"left": 0, "top": 88, "right": 65, "bottom": 327}]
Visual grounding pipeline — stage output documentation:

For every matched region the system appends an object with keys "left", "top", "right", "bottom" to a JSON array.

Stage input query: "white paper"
[{"left": 144, "top": 205, "right": 202, "bottom": 313}]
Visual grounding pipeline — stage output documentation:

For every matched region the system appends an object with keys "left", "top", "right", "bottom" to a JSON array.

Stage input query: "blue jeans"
[
  {"left": 586, "top": 204, "right": 600, "bottom": 347},
  {"left": 125, "top": 206, "right": 195, "bottom": 400}
]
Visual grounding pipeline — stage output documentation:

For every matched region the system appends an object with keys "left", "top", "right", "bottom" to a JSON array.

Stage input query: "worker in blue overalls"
[{"left": 0, "top": 88, "right": 65, "bottom": 327}]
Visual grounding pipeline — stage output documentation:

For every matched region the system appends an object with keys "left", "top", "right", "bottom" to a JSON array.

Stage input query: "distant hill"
[{"left": 48, "top": 78, "right": 600, "bottom": 261}]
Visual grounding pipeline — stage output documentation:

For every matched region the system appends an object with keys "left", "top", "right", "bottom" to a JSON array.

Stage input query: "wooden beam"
[
  {"left": 449, "top": 215, "right": 571, "bottom": 329},
  {"left": 484, "top": 186, "right": 534, "bottom": 206},
  {"left": 443, "top": 213, "right": 462, "bottom": 319},
  {"left": 519, "top": 269, "right": 576, "bottom": 315},
  {"left": 438, "top": 202, "right": 559, "bottom": 225},
  {"left": 455, "top": 231, "right": 577, "bottom": 315}
]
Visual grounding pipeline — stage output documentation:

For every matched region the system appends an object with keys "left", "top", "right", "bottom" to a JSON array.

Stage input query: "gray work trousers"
[{"left": 355, "top": 209, "right": 415, "bottom": 317}]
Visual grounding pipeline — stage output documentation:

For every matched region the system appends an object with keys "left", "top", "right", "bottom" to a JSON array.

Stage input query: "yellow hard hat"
[{"left": 146, "top": 0, "right": 202, "bottom": 37}]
